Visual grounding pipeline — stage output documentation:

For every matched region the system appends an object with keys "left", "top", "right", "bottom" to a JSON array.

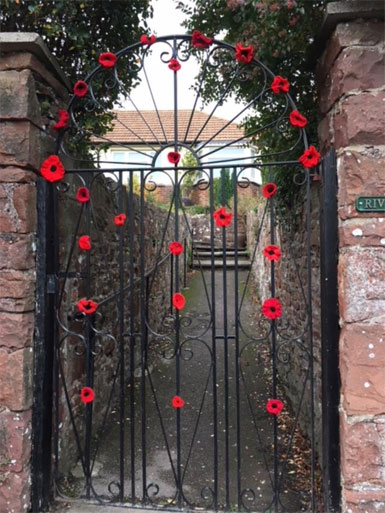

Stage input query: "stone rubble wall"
[{"left": 316, "top": 15, "right": 385, "bottom": 513}]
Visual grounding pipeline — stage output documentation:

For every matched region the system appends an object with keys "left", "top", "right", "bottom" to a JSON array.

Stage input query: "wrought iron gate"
[{"left": 33, "top": 34, "right": 335, "bottom": 512}]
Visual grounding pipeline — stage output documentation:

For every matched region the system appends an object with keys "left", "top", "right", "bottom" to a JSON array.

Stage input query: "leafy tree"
[
  {"left": 213, "top": 168, "right": 234, "bottom": 208},
  {"left": 176, "top": 0, "right": 328, "bottom": 204},
  {"left": 0, "top": 0, "right": 153, "bottom": 149},
  {"left": 180, "top": 150, "right": 201, "bottom": 195}
]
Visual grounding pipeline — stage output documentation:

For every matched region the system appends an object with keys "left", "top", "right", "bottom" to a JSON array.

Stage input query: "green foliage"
[
  {"left": 176, "top": 0, "right": 328, "bottom": 205},
  {"left": 185, "top": 204, "right": 210, "bottom": 215},
  {"left": 213, "top": 169, "right": 234, "bottom": 208},
  {"left": 180, "top": 151, "right": 201, "bottom": 194},
  {"left": 0, "top": 0, "right": 152, "bottom": 154}
]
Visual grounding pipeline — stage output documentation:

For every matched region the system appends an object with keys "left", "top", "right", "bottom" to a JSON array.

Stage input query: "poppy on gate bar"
[
  {"left": 77, "top": 299, "right": 98, "bottom": 315},
  {"left": 289, "top": 110, "right": 307, "bottom": 128},
  {"left": 266, "top": 398, "right": 284, "bottom": 415},
  {"left": 73, "top": 80, "right": 88, "bottom": 98},
  {"left": 114, "top": 213, "right": 126, "bottom": 226},
  {"left": 172, "top": 293, "right": 186, "bottom": 311},
  {"left": 40, "top": 155, "right": 65, "bottom": 182},
  {"left": 76, "top": 187, "right": 90, "bottom": 203},
  {"left": 53, "top": 109, "right": 70, "bottom": 131},
  {"left": 213, "top": 207, "right": 233, "bottom": 228},
  {"left": 167, "top": 151, "right": 181, "bottom": 165},
  {"left": 191, "top": 30, "right": 213, "bottom": 49},
  {"left": 235, "top": 43, "right": 254, "bottom": 64},
  {"left": 81, "top": 387, "right": 95, "bottom": 404},
  {"left": 172, "top": 395, "right": 185, "bottom": 409},
  {"left": 299, "top": 146, "right": 321, "bottom": 169},
  {"left": 262, "top": 298, "right": 282, "bottom": 320},
  {"left": 271, "top": 75, "right": 290, "bottom": 94},
  {"left": 169, "top": 241, "right": 184, "bottom": 256},
  {"left": 262, "top": 183, "right": 277, "bottom": 199},
  {"left": 168, "top": 59, "right": 181, "bottom": 72},
  {"left": 263, "top": 245, "right": 282, "bottom": 262},
  {"left": 98, "top": 52, "right": 117, "bottom": 68},
  {"left": 78, "top": 235, "right": 91, "bottom": 251},
  {"left": 140, "top": 34, "right": 156, "bottom": 45}
]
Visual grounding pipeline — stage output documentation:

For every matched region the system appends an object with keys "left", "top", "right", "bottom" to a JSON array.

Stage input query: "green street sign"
[{"left": 356, "top": 197, "right": 385, "bottom": 212}]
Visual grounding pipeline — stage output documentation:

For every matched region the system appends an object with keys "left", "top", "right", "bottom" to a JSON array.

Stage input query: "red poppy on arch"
[
  {"left": 172, "top": 293, "right": 186, "bottom": 311},
  {"left": 213, "top": 207, "right": 233, "bottom": 228},
  {"left": 140, "top": 34, "right": 156, "bottom": 45},
  {"left": 40, "top": 155, "right": 65, "bottom": 182},
  {"left": 266, "top": 398, "right": 284, "bottom": 415},
  {"left": 172, "top": 395, "right": 185, "bottom": 409},
  {"left": 167, "top": 152, "right": 181, "bottom": 165},
  {"left": 168, "top": 59, "right": 181, "bottom": 72},
  {"left": 271, "top": 75, "right": 290, "bottom": 94},
  {"left": 81, "top": 387, "right": 95, "bottom": 404},
  {"left": 98, "top": 52, "right": 117, "bottom": 68},
  {"left": 262, "top": 298, "right": 282, "bottom": 320},
  {"left": 235, "top": 43, "right": 254, "bottom": 64},
  {"left": 289, "top": 110, "right": 307, "bottom": 128},
  {"left": 78, "top": 235, "right": 91, "bottom": 251},
  {"left": 169, "top": 241, "right": 184, "bottom": 256},
  {"left": 114, "top": 214, "right": 126, "bottom": 226},
  {"left": 77, "top": 299, "right": 98, "bottom": 315},
  {"left": 73, "top": 80, "right": 88, "bottom": 98},
  {"left": 262, "top": 183, "right": 277, "bottom": 199},
  {"left": 53, "top": 109, "right": 70, "bottom": 131},
  {"left": 299, "top": 146, "right": 321, "bottom": 169},
  {"left": 263, "top": 245, "right": 282, "bottom": 262},
  {"left": 191, "top": 30, "right": 213, "bottom": 49},
  {"left": 76, "top": 187, "right": 90, "bottom": 203}
]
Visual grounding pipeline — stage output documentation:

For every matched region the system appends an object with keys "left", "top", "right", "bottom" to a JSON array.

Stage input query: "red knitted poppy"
[
  {"left": 77, "top": 299, "right": 98, "bottom": 315},
  {"left": 53, "top": 109, "right": 70, "bottom": 131},
  {"left": 289, "top": 110, "right": 307, "bottom": 128},
  {"left": 262, "top": 298, "right": 282, "bottom": 320},
  {"left": 266, "top": 398, "right": 283, "bottom": 415},
  {"left": 263, "top": 245, "right": 282, "bottom": 262},
  {"left": 81, "top": 387, "right": 95, "bottom": 404},
  {"left": 73, "top": 80, "right": 88, "bottom": 98},
  {"left": 299, "top": 146, "right": 321, "bottom": 169},
  {"left": 168, "top": 59, "right": 181, "bottom": 72},
  {"left": 40, "top": 155, "right": 65, "bottom": 182},
  {"left": 172, "top": 293, "right": 186, "bottom": 311},
  {"left": 140, "top": 34, "right": 156, "bottom": 45},
  {"left": 78, "top": 235, "right": 91, "bottom": 251},
  {"left": 76, "top": 187, "right": 90, "bottom": 203},
  {"left": 114, "top": 214, "right": 126, "bottom": 226},
  {"left": 167, "top": 152, "right": 181, "bottom": 165},
  {"left": 169, "top": 242, "right": 184, "bottom": 256},
  {"left": 235, "top": 43, "right": 254, "bottom": 64},
  {"left": 172, "top": 395, "right": 185, "bottom": 409},
  {"left": 191, "top": 30, "right": 213, "bottom": 49},
  {"left": 271, "top": 75, "right": 290, "bottom": 94},
  {"left": 262, "top": 183, "right": 277, "bottom": 198},
  {"left": 98, "top": 52, "right": 117, "bottom": 68},
  {"left": 213, "top": 207, "right": 233, "bottom": 228}
]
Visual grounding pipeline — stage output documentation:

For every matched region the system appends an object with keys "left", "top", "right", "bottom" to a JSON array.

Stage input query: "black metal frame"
[{"left": 31, "top": 34, "right": 341, "bottom": 513}]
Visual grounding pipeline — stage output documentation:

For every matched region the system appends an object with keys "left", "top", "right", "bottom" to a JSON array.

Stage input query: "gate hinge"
[{"left": 46, "top": 274, "right": 57, "bottom": 294}]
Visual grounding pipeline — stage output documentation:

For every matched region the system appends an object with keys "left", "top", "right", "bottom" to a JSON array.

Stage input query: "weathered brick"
[
  {"left": 340, "top": 324, "right": 385, "bottom": 415},
  {"left": 0, "top": 69, "right": 40, "bottom": 123},
  {"left": 337, "top": 150, "right": 385, "bottom": 220},
  {"left": 0, "top": 348, "right": 33, "bottom": 411},
  {"left": 340, "top": 417, "right": 383, "bottom": 485},
  {"left": 338, "top": 247, "right": 385, "bottom": 324},
  {"left": 319, "top": 47, "right": 385, "bottom": 114},
  {"left": 345, "top": 488, "right": 385, "bottom": 513},
  {"left": 0, "top": 409, "right": 31, "bottom": 473},
  {"left": 0, "top": 271, "right": 35, "bottom": 312},
  {"left": 339, "top": 218, "right": 385, "bottom": 247},
  {"left": 0, "top": 312, "right": 34, "bottom": 350},
  {"left": 333, "top": 92, "right": 385, "bottom": 148},
  {"left": 0, "top": 468, "right": 30, "bottom": 512},
  {"left": 0, "top": 166, "right": 37, "bottom": 184},
  {"left": 0, "top": 183, "right": 36, "bottom": 234},
  {"left": 0, "top": 234, "right": 35, "bottom": 271},
  {"left": 0, "top": 120, "right": 41, "bottom": 169}
]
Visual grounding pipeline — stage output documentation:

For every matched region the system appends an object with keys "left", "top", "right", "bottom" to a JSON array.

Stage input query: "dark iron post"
[{"left": 320, "top": 148, "right": 341, "bottom": 512}]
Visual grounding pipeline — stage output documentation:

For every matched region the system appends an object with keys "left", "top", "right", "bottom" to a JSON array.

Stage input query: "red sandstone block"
[
  {"left": 0, "top": 69, "right": 40, "bottom": 123},
  {"left": 340, "top": 416, "right": 383, "bottom": 485},
  {"left": 0, "top": 234, "right": 35, "bottom": 271},
  {"left": 338, "top": 248, "right": 385, "bottom": 324},
  {"left": 0, "top": 409, "right": 31, "bottom": 473},
  {"left": 0, "top": 120, "right": 41, "bottom": 169},
  {"left": 345, "top": 488, "right": 385, "bottom": 512},
  {"left": 319, "top": 47, "right": 385, "bottom": 114},
  {"left": 0, "top": 271, "right": 35, "bottom": 312},
  {"left": 337, "top": 150, "right": 385, "bottom": 220},
  {"left": 339, "top": 218, "right": 385, "bottom": 247},
  {"left": 340, "top": 324, "right": 385, "bottom": 415},
  {"left": 333, "top": 92, "right": 385, "bottom": 148},
  {"left": 0, "top": 312, "right": 34, "bottom": 350},
  {"left": 0, "top": 468, "right": 30, "bottom": 512},
  {"left": 0, "top": 183, "right": 36, "bottom": 234},
  {"left": 0, "top": 348, "right": 33, "bottom": 410},
  {"left": 0, "top": 166, "right": 36, "bottom": 184}
]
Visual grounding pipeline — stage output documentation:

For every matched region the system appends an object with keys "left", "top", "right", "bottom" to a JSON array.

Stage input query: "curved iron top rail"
[{"left": 56, "top": 34, "right": 310, "bottom": 170}]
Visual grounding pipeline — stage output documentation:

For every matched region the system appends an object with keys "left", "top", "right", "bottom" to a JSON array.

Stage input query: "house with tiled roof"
[{"left": 96, "top": 109, "right": 261, "bottom": 184}]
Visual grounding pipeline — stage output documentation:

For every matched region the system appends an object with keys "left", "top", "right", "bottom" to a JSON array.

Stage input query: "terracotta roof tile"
[{"left": 99, "top": 110, "right": 244, "bottom": 144}]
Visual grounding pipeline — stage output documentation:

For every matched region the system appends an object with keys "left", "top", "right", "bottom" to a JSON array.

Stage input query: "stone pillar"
[
  {"left": 0, "top": 33, "right": 69, "bottom": 512},
  {"left": 315, "top": 2, "right": 385, "bottom": 512}
]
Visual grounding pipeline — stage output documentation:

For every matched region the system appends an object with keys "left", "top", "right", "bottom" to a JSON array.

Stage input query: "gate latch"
[{"left": 46, "top": 274, "right": 57, "bottom": 294}]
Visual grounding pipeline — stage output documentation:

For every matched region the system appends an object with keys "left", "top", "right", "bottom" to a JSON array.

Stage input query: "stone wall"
[
  {"left": 0, "top": 34, "right": 70, "bottom": 513},
  {"left": 315, "top": 4, "right": 385, "bottom": 512}
]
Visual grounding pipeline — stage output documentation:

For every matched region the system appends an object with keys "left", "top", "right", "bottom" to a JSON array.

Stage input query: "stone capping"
[
  {"left": 0, "top": 32, "right": 71, "bottom": 90},
  {"left": 308, "top": 0, "right": 385, "bottom": 67}
]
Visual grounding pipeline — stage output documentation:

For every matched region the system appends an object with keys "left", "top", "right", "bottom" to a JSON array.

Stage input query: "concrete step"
[
  {"left": 194, "top": 250, "right": 249, "bottom": 257},
  {"left": 192, "top": 259, "right": 251, "bottom": 269}
]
